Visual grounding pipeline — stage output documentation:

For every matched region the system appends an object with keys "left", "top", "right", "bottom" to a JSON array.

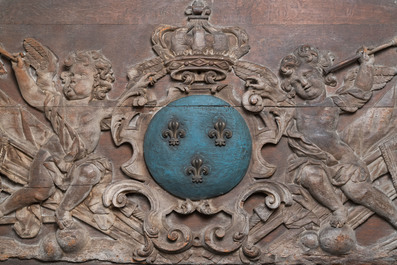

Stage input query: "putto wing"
[
  {"left": 233, "top": 61, "right": 289, "bottom": 107},
  {"left": 372, "top": 66, "right": 397, "bottom": 91},
  {"left": 23, "top": 38, "right": 58, "bottom": 74},
  {"left": 126, "top": 57, "right": 167, "bottom": 90},
  {"left": 337, "top": 65, "right": 397, "bottom": 94},
  {"left": 233, "top": 61, "right": 279, "bottom": 91},
  {"left": 23, "top": 38, "right": 48, "bottom": 70}
]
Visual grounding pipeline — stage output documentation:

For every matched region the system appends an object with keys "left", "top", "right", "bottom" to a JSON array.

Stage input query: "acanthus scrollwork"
[
  {"left": 0, "top": 0, "right": 396, "bottom": 264},
  {"left": 103, "top": 178, "right": 292, "bottom": 261}
]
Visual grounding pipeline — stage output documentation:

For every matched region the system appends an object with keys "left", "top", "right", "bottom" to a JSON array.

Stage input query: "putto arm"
[
  {"left": 333, "top": 63, "right": 397, "bottom": 113},
  {"left": 22, "top": 38, "right": 58, "bottom": 94},
  {"left": 323, "top": 36, "right": 397, "bottom": 75},
  {"left": 353, "top": 51, "right": 375, "bottom": 92},
  {"left": 12, "top": 56, "right": 48, "bottom": 111},
  {"left": 10, "top": 38, "right": 59, "bottom": 111}
]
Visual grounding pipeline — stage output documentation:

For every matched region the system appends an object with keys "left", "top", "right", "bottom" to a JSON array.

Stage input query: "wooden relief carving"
[{"left": 0, "top": 0, "right": 396, "bottom": 264}]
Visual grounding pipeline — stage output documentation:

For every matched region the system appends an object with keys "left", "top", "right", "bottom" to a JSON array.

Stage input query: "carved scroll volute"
[
  {"left": 200, "top": 180, "right": 292, "bottom": 255},
  {"left": 239, "top": 181, "right": 293, "bottom": 260},
  {"left": 111, "top": 110, "right": 149, "bottom": 181},
  {"left": 203, "top": 206, "right": 249, "bottom": 254},
  {"left": 232, "top": 60, "right": 294, "bottom": 179},
  {"left": 240, "top": 181, "right": 293, "bottom": 212},
  {"left": 103, "top": 180, "right": 158, "bottom": 259},
  {"left": 234, "top": 61, "right": 287, "bottom": 110},
  {"left": 145, "top": 210, "right": 193, "bottom": 254},
  {"left": 103, "top": 180, "right": 193, "bottom": 257},
  {"left": 111, "top": 58, "right": 167, "bottom": 182}
]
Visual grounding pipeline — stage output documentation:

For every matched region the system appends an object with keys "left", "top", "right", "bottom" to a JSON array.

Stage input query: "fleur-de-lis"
[
  {"left": 185, "top": 156, "right": 209, "bottom": 183},
  {"left": 162, "top": 120, "right": 186, "bottom": 146},
  {"left": 208, "top": 119, "right": 232, "bottom": 146}
]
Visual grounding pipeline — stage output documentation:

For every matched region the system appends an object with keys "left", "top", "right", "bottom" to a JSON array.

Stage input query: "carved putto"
[{"left": 0, "top": 0, "right": 396, "bottom": 264}]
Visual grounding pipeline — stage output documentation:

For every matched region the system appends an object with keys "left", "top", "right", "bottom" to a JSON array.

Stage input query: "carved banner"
[{"left": 0, "top": 0, "right": 396, "bottom": 264}]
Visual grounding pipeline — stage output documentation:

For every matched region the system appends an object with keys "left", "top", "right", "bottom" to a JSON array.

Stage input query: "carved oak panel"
[{"left": 0, "top": 0, "right": 396, "bottom": 264}]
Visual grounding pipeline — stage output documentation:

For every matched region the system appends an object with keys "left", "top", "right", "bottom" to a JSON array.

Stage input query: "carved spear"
[{"left": 324, "top": 36, "right": 397, "bottom": 75}]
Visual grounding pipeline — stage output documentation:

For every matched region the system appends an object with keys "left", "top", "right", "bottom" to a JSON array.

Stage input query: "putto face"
[
  {"left": 290, "top": 64, "right": 326, "bottom": 100},
  {"left": 62, "top": 63, "right": 96, "bottom": 100}
]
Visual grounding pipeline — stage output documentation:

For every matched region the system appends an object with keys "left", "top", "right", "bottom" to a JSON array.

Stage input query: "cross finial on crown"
[{"left": 185, "top": 0, "right": 211, "bottom": 20}]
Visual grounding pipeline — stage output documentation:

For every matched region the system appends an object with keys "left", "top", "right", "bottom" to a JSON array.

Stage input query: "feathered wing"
[
  {"left": 117, "top": 56, "right": 168, "bottom": 108},
  {"left": 332, "top": 65, "right": 397, "bottom": 114},
  {"left": 233, "top": 61, "right": 295, "bottom": 178},
  {"left": 372, "top": 66, "right": 397, "bottom": 91},
  {"left": 336, "top": 65, "right": 397, "bottom": 94},
  {"left": 233, "top": 60, "right": 279, "bottom": 91},
  {"left": 233, "top": 60, "right": 291, "bottom": 106},
  {"left": 23, "top": 38, "right": 59, "bottom": 93},
  {"left": 340, "top": 66, "right": 397, "bottom": 160},
  {"left": 23, "top": 38, "right": 58, "bottom": 73},
  {"left": 126, "top": 57, "right": 167, "bottom": 91}
]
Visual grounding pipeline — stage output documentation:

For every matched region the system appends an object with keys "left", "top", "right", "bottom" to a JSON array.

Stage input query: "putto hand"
[
  {"left": 16, "top": 55, "right": 25, "bottom": 68},
  {"left": 357, "top": 47, "right": 374, "bottom": 64},
  {"left": 134, "top": 72, "right": 157, "bottom": 88},
  {"left": 147, "top": 73, "right": 157, "bottom": 86},
  {"left": 324, "top": 37, "right": 397, "bottom": 75},
  {"left": 10, "top": 54, "right": 27, "bottom": 71},
  {"left": 246, "top": 75, "right": 265, "bottom": 90}
]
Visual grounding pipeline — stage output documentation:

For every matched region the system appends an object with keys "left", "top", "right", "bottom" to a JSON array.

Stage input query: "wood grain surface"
[{"left": 0, "top": 0, "right": 396, "bottom": 264}]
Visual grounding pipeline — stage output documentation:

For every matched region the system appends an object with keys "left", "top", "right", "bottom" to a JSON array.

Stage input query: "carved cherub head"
[
  {"left": 279, "top": 45, "right": 337, "bottom": 100},
  {"left": 61, "top": 50, "right": 115, "bottom": 101}
]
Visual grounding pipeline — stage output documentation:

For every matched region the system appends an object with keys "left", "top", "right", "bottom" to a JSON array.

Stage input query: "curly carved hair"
[
  {"left": 279, "top": 45, "right": 337, "bottom": 96},
  {"left": 62, "top": 50, "right": 115, "bottom": 100}
]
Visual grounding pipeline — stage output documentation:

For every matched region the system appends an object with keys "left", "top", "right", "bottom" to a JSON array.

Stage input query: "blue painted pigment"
[{"left": 143, "top": 95, "right": 252, "bottom": 200}]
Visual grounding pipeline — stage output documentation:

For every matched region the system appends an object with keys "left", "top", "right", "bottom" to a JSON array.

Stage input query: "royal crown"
[{"left": 151, "top": 0, "right": 250, "bottom": 85}]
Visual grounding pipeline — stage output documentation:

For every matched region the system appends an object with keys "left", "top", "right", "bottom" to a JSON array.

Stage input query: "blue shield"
[{"left": 143, "top": 95, "right": 252, "bottom": 200}]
